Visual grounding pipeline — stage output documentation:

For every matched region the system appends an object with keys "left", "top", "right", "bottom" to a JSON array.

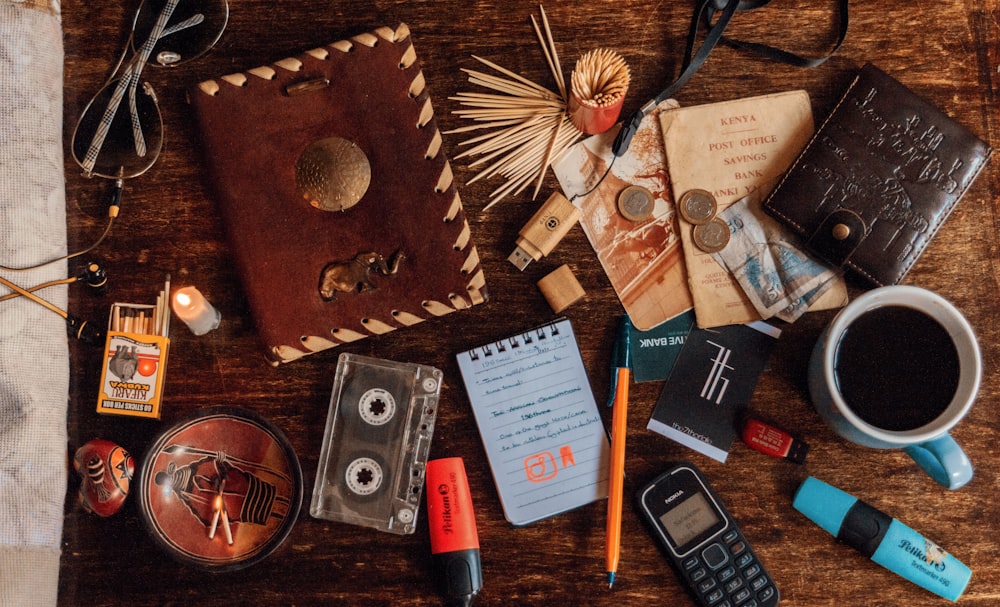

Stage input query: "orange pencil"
[{"left": 606, "top": 315, "right": 633, "bottom": 588}]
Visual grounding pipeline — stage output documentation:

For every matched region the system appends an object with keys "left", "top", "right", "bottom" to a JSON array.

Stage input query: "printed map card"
[
  {"left": 647, "top": 321, "right": 781, "bottom": 463},
  {"left": 456, "top": 318, "right": 610, "bottom": 525},
  {"left": 660, "top": 91, "right": 845, "bottom": 328},
  {"left": 553, "top": 99, "right": 693, "bottom": 331}
]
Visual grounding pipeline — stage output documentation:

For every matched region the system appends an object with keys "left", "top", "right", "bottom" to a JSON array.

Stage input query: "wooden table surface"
[{"left": 59, "top": 1, "right": 999, "bottom": 605}]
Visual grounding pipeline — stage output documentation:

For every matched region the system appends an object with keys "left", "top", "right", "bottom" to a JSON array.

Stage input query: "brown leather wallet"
[
  {"left": 189, "top": 25, "right": 488, "bottom": 363},
  {"left": 763, "top": 63, "right": 992, "bottom": 287}
]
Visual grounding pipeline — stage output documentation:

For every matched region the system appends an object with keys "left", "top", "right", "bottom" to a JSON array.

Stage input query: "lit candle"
[{"left": 172, "top": 286, "right": 221, "bottom": 335}]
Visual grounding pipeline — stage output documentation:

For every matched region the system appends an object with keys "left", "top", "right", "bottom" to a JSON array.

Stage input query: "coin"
[
  {"left": 617, "top": 185, "right": 655, "bottom": 222},
  {"left": 678, "top": 189, "right": 717, "bottom": 225},
  {"left": 692, "top": 218, "right": 730, "bottom": 253}
]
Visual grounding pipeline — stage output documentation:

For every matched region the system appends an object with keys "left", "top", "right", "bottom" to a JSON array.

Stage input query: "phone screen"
[{"left": 659, "top": 491, "right": 721, "bottom": 547}]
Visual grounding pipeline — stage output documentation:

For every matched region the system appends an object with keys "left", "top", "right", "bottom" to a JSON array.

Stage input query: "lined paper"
[{"left": 456, "top": 318, "right": 610, "bottom": 525}]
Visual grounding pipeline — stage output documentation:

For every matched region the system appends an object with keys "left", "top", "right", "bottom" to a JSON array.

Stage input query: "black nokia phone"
[{"left": 637, "top": 463, "right": 779, "bottom": 607}]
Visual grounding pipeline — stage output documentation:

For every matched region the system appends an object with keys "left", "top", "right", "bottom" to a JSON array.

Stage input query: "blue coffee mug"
[{"left": 808, "top": 286, "right": 980, "bottom": 490}]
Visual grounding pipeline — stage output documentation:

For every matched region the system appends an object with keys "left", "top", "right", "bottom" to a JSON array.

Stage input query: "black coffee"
[{"left": 834, "top": 305, "right": 959, "bottom": 432}]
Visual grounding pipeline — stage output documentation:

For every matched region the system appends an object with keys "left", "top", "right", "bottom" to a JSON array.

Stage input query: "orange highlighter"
[
  {"left": 606, "top": 315, "right": 633, "bottom": 587},
  {"left": 427, "top": 457, "right": 483, "bottom": 607}
]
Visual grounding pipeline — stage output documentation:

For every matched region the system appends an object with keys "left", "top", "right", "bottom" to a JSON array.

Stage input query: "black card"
[{"left": 646, "top": 321, "right": 781, "bottom": 462}]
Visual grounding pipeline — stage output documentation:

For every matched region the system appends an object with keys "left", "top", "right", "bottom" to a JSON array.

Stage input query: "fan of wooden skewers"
[{"left": 446, "top": 6, "right": 630, "bottom": 211}]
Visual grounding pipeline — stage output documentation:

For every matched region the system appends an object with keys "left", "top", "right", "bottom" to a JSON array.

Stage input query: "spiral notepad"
[{"left": 456, "top": 318, "right": 609, "bottom": 525}]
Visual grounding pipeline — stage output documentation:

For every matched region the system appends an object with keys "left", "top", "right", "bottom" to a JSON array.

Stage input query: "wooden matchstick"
[
  {"left": 209, "top": 478, "right": 225, "bottom": 540},
  {"left": 221, "top": 507, "right": 233, "bottom": 546},
  {"left": 208, "top": 504, "right": 221, "bottom": 539}
]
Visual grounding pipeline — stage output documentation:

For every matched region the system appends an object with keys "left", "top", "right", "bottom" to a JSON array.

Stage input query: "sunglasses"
[{"left": 71, "top": 0, "right": 229, "bottom": 181}]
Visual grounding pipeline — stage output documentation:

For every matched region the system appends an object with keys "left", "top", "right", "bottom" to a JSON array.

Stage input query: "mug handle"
[{"left": 904, "top": 434, "right": 973, "bottom": 490}]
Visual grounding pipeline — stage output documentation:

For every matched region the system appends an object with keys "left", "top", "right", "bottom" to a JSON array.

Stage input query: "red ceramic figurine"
[{"left": 73, "top": 439, "right": 134, "bottom": 517}]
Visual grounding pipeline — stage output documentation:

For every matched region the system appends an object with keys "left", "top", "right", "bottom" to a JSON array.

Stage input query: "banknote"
[{"left": 711, "top": 190, "right": 841, "bottom": 322}]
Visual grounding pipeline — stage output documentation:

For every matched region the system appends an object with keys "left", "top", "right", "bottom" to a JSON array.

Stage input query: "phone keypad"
[{"left": 683, "top": 529, "right": 778, "bottom": 607}]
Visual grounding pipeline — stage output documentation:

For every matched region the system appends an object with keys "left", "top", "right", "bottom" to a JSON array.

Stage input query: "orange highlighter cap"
[{"left": 427, "top": 457, "right": 480, "bottom": 553}]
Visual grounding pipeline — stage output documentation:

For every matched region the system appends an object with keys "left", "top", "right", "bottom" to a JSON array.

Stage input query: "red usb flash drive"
[
  {"left": 741, "top": 417, "right": 809, "bottom": 464},
  {"left": 426, "top": 458, "right": 483, "bottom": 607}
]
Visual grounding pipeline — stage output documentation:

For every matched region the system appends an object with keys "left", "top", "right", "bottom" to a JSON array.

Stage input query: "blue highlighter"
[{"left": 793, "top": 477, "right": 971, "bottom": 602}]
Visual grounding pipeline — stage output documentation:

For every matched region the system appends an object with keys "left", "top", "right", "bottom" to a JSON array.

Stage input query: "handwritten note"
[{"left": 456, "top": 318, "right": 610, "bottom": 525}]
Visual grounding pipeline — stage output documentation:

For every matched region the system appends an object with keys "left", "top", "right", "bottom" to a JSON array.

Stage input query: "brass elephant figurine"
[{"left": 318, "top": 250, "right": 405, "bottom": 302}]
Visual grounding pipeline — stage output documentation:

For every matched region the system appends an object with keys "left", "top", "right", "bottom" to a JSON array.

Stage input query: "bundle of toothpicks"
[
  {"left": 571, "top": 48, "right": 631, "bottom": 110},
  {"left": 447, "top": 6, "right": 582, "bottom": 210}
]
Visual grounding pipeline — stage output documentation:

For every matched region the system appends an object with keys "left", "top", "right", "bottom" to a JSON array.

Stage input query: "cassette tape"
[{"left": 309, "top": 353, "right": 441, "bottom": 534}]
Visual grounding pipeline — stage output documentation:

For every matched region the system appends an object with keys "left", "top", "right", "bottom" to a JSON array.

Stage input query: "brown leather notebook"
[
  {"left": 189, "top": 24, "right": 487, "bottom": 364},
  {"left": 763, "top": 63, "right": 992, "bottom": 287}
]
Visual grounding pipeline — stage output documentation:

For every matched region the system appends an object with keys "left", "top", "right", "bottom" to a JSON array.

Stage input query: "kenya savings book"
[{"left": 188, "top": 25, "right": 487, "bottom": 364}]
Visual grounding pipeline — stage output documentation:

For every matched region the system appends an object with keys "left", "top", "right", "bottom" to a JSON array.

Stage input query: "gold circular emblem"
[{"left": 295, "top": 137, "right": 371, "bottom": 212}]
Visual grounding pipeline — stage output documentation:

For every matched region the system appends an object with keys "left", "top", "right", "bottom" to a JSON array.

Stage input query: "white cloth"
[{"left": 0, "top": 2, "right": 67, "bottom": 605}]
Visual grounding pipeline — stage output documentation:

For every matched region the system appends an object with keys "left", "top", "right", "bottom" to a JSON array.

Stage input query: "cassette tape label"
[{"left": 310, "top": 353, "right": 441, "bottom": 534}]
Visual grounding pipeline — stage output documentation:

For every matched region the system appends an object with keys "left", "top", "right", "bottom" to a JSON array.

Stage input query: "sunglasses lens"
[
  {"left": 132, "top": 0, "right": 229, "bottom": 67},
  {"left": 71, "top": 79, "right": 163, "bottom": 180}
]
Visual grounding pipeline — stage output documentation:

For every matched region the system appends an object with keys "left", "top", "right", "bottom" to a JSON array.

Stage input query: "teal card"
[{"left": 629, "top": 310, "right": 696, "bottom": 382}]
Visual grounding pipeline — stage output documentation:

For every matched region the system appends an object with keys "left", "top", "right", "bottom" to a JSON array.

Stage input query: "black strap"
[
  {"left": 612, "top": 0, "right": 849, "bottom": 156},
  {"left": 708, "top": 0, "right": 850, "bottom": 68}
]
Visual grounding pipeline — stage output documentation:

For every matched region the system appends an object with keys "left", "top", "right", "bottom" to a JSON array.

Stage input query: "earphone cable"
[
  {"left": 0, "top": 274, "right": 69, "bottom": 318},
  {"left": 0, "top": 179, "right": 121, "bottom": 273},
  {"left": 0, "top": 276, "right": 77, "bottom": 303}
]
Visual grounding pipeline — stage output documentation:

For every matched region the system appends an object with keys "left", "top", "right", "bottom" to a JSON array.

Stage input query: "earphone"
[
  {"left": 0, "top": 182, "right": 121, "bottom": 345},
  {"left": 0, "top": 261, "right": 109, "bottom": 344}
]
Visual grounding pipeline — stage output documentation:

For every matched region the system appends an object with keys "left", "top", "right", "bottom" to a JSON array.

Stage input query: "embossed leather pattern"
[
  {"left": 189, "top": 24, "right": 488, "bottom": 363},
  {"left": 763, "top": 63, "right": 992, "bottom": 287}
]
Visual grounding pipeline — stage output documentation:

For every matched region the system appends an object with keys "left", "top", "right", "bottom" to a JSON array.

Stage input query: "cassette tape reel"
[{"left": 309, "top": 353, "right": 441, "bottom": 534}]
